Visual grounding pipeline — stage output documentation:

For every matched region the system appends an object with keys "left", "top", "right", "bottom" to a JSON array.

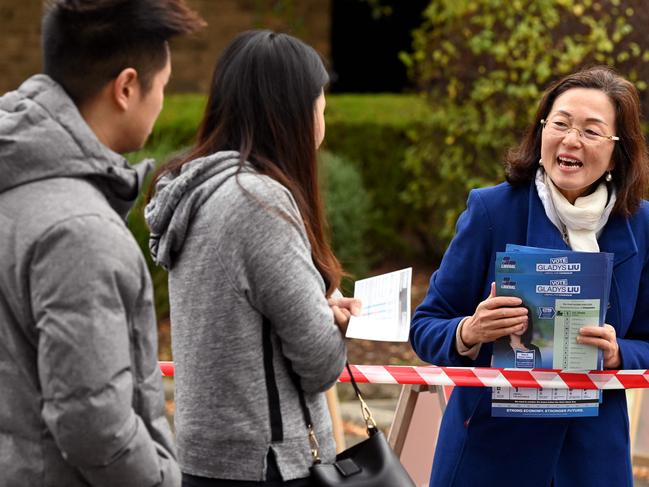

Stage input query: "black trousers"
[{"left": 181, "top": 450, "right": 312, "bottom": 487}]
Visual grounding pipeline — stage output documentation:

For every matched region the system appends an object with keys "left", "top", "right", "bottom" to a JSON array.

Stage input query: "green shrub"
[
  {"left": 125, "top": 143, "right": 184, "bottom": 320},
  {"left": 400, "top": 0, "right": 649, "bottom": 260},
  {"left": 147, "top": 94, "right": 205, "bottom": 148},
  {"left": 322, "top": 94, "right": 432, "bottom": 260},
  {"left": 320, "top": 150, "right": 373, "bottom": 291}
]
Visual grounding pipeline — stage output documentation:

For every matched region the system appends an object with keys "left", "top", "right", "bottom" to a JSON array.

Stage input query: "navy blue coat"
[{"left": 410, "top": 181, "right": 649, "bottom": 487}]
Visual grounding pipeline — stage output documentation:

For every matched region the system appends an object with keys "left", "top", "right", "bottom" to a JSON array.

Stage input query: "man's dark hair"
[{"left": 42, "top": 0, "right": 206, "bottom": 104}]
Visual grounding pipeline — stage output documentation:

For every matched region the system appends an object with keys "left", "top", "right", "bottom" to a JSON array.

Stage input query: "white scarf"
[{"left": 534, "top": 168, "right": 616, "bottom": 252}]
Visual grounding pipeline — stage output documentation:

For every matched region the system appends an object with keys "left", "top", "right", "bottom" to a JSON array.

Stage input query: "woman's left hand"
[
  {"left": 328, "top": 297, "right": 362, "bottom": 333},
  {"left": 577, "top": 324, "right": 621, "bottom": 369}
]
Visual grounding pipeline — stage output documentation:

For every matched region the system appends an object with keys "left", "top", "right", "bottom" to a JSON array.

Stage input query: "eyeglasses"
[{"left": 540, "top": 119, "right": 619, "bottom": 145}]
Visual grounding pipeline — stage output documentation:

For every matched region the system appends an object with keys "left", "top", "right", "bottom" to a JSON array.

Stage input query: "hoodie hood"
[
  {"left": 0, "top": 75, "right": 151, "bottom": 218},
  {"left": 145, "top": 150, "right": 245, "bottom": 269}
]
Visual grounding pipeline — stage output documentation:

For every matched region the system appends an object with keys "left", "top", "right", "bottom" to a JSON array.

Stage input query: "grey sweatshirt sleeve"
[
  {"left": 224, "top": 175, "right": 346, "bottom": 393},
  {"left": 30, "top": 215, "right": 179, "bottom": 487}
]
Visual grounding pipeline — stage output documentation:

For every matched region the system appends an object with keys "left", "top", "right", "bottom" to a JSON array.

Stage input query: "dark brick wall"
[
  {"left": 0, "top": 0, "right": 331, "bottom": 94},
  {"left": 0, "top": 1, "right": 44, "bottom": 94},
  {"left": 169, "top": 0, "right": 331, "bottom": 92}
]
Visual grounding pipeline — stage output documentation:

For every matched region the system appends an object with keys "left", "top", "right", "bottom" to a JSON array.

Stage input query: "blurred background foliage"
[
  {"left": 126, "top": 0, "right": 649, "bottom": 322},
  {"left": 400, "top": 0, "right": 649, "bottom": 258}
]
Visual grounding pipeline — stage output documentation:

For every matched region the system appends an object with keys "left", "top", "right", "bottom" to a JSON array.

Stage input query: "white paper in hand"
[{"left": 345, "top": 267, "right": 412, "bottom": 342}]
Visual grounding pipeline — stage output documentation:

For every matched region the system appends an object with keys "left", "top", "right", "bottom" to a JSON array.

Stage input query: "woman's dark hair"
[
  {"left": 151, "top": 30, "right": 342, "bottom": 296},
  {"left": 43, "top": 0, "right": 205, "bottom": 104},
  {"left": 505, "top": 66, "right": 649, "bottom": 217}
]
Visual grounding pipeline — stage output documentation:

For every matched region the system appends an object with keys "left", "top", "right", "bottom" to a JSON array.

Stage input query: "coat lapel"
[
  {"left": 598, "top": 214, "right": 638, "bottom": 269},
  {"left": 598, "top": 214, "right": 637, "bottom": 328}
]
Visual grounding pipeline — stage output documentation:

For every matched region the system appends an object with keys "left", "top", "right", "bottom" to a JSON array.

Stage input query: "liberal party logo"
[
  {"left": 501, "top": 277, "right": 517, "bottom": 290},
  {"left": 500, "top": 256, "right": 517, "bottom": 269}
]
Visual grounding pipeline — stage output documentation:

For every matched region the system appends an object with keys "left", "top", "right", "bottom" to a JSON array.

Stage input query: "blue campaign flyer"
[{"left": 490, "top": 245, "right": 613, "bottom": 418}]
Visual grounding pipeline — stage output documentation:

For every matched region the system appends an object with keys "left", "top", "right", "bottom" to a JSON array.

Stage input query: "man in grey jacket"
[{"left": 0, "top": 2, "right": 204, "bottom": 486}]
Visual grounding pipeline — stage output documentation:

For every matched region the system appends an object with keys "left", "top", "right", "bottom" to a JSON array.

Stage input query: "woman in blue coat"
[{"left": 410, "top": 66, "right": 649, "bottom": 487}]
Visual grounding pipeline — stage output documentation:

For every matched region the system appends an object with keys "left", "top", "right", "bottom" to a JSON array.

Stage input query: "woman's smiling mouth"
[{"left": 557, "top": 155, "right": 583, "bottom": 168}]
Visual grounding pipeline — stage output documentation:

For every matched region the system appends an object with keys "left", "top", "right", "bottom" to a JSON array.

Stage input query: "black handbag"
[{"left": 294, "top": 363, "right": 416, "bottom": 487}]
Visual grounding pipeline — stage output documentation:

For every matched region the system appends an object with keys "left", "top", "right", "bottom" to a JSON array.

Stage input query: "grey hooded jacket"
[
  {"left": 146, "top": 152, "right": 346, "bottom": 481},
  {"left": 0, "top": 75, "right": 179, "bottom": 486}
]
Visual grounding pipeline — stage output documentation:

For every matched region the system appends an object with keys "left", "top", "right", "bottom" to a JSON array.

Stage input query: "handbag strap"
[
  {"left": 285, "top": 358, "right": 322, "bottom": 464},
  {"left": 263, "top": 314, "right": 378, "bottom": 464},
  {"left": 342, "top": 362, "right": 378, "bottom": 433},
  {"left": 290, "top": 360, "right": 379, "bottom": 464},
  {"left": 261, "top": 313, "right": 322, "bottom": 462}
]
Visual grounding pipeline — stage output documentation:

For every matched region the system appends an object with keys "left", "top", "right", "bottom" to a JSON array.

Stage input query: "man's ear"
[{"left": 112, "top": 68, "right": 139, "bottom": 111}]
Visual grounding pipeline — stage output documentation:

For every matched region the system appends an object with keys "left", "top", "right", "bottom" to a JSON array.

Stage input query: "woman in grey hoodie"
[{"left": 146, "top": 31, "right": 359, "bottom": 486}]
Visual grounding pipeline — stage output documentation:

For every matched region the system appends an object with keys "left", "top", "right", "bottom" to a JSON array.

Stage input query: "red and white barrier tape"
[{"left": 158, "top": 362, "right": 649, "bottom": 390}]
